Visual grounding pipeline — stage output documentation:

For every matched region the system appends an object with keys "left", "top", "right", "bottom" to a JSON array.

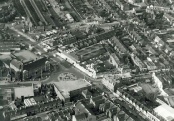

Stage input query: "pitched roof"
[
  {"left": 110, "top": 53, "right": 121, "bottom": 64},
  {"left": 141, "top": 83, "right": 158, "bottom": 94},
  {"left": 11, "top": 59, "right": 22, "bottom": 69},
  {"left": 75, "top": 102, "right": 91, "bottom": 114},
  {"left": 110, "top": 36, "right": 127, "bottom": 53},
  {"left": 23, "top": 57, "right": 47, "bottom": 71}
]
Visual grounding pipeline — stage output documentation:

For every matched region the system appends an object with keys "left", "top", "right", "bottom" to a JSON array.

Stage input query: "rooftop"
[
  {"left": 140, "top": 83, "right": 159, "bottom": 94},
  {"left": 14, "top": 86, "right": 34, "bottom": 98},
  {"left": 124, "top": 83, "right": 160, "bottom": 110},
  {"left": 75, "top": 101, "right": 92, "bottom": 115},
  {"left": 154, "top": 104, "right": 174, "bottom": 121},
  {"left": 53, "top": 79, "right": 91, "bottom": 98},
  {"left": 110, "top": 36, "right": 127, "bottom": 53},
  {"left": 103, "top": 74, "right": 120, "bottom": 84},
  {"left": 13, "top": 50, "right": 39, "bottom": 63}
]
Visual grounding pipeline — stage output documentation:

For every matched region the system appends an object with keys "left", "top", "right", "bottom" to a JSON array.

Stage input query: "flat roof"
[
  {"left": 14, "top": 86, "right": 34, "bottom": 98},
  {"left": 154, "top": 104, "right": 174, "bottom": 121},
  {"left": 53, "top": 79, "right": 91, "bottom": 98},
  {"left": 13, "top": 50, "right": 39, "bottom": 63}
]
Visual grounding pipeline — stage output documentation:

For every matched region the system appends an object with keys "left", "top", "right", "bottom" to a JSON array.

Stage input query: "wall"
[
  {"left": 10, "top": 63, "right": 20, "bottom": 72},
  {"left": 53, "top": 84, "right": 68, "bottom": 101}
]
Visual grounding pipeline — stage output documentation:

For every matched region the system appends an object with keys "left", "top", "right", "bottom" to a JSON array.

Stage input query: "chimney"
[{"left": 21, "top": 96, "right": 24, "bottom": 102}]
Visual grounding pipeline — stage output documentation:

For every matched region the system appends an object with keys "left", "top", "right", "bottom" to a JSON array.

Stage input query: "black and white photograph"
[{"left": 0, "top": 0, "right": 174, "bottom": 121}]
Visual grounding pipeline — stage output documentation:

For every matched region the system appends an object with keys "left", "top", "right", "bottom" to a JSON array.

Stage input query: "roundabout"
[{"left": 58, "top": 72, "right": 77, "bottom": 81}]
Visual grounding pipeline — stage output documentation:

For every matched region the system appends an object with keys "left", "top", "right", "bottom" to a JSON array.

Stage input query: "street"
[{"left": 2, "top": 25, "right": 97, "bottom": 86}]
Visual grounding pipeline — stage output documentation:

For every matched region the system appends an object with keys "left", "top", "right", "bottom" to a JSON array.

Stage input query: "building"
[
  {"left": 116, "top": 88, "right": 164, "bottom": 121},
  {"left": 65, "top": 13, "right": 74, "bottom": 22},
  {"left": 53, "top": 79, "right": 91, "bottom": 101},
  {"left": 108, "top": 36, "right": 128, "bottom": 54},
  {"left": 130, "top": 53, "right": 147, "bottom": 71},
  {"left": 154, "top": 104, "right": 174, "bottom": 121},
  {"left": 14, "top": 85, "right": 34, "bottom": 99},
  {"left": 72, "top": 113, "right": 95, "bottom": 121},
  {"left": 10, "top": 50, "right": 50, "bottom": 81},
  {"left": 3, "top": 83, "right": 69, "bottom": 120},
  {"left": 0, "top": 88, "right": 12, "bottom": 103},
  {"left": 129, "top": 31, "right": 142, "bottom": 43},
  {"left": 73, "top": 93, "right": 135, "bottom": 121},
  {"left": 0, "top": 60, "right": 8, "bottom": 80},
  {"left": 82, "top": 89, "right": 92, "bottom": 99},
  {"left": 109, "top": 53, "right": 121, "bottom": 68},
  {"left": 147, "top": 5, "right": 173, "bottom": 13},
  {"left": 102, "top": 74, "right": 120, "bottom": 92},
  {"left": 164, "top": 88, "right": 174, "bottom": 108},
  {"left": 144, "top": 60, "right": 157, "bottom": 71},
  {"left": 141, "top": 83, "right": 159, "bottom": 101},
  {"left": 73, "top": 101, "right": 96, "bottom": 121},
  {"left": 75, "top": 44, "right": 107, "bottom": 62},
  {"left": 56, "top": 51, "right": 96, "bottom": 78},
  {"left": 3, "top": 97, "right": 63, "bottom": 121},
  {"left": 0, "top": 42, "right": 20, "bottom": 55},
  {"left": 90, "top": 95, "right": 105, "bottom": 108},
  {"left": 45, "top": 108, "right": 73, "bottom": 121},
  {"left": 90, "top": 94, "right": 135, "bottom": 121},
  {"left": 154, "top": 36, "right": 165, "bottom": 48},
  {"left": 144, "top": 44, "right": 157, "bottom": 55}
]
